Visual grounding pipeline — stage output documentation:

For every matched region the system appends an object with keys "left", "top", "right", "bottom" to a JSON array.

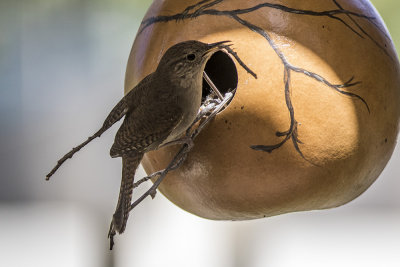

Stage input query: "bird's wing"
[
  {"left": 102, "top": 73, "right": 155, "bottom": 130},
  {"left": 109, "top": 102, "right": 183, "bottom": 157}
]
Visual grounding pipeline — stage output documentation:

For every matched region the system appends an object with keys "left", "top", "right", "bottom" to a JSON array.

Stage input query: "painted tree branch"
[
  {"left": 139, "top": 0, "right": 387, "bottom": 53},
  {"left": 331, "top": 0, "right": 392, "bottom": 60}
]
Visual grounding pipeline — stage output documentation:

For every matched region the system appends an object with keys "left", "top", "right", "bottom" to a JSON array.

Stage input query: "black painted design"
[
  {"left": 331, "top": 0, "right": 392, "bottom": 60},
  {"left": 222, "top": 45, "right": 257, "bottom": 79},
  {"left": 138, "top": 0, "right": 388, "bottom": 161}
]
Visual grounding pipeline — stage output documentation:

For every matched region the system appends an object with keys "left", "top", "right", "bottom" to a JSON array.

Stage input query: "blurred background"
[{"left": 0, "top": 0, "right": 399, "bottom": 266}]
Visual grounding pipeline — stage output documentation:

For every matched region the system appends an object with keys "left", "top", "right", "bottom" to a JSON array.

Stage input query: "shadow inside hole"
[{"left": 202, "top": 51, "right": 238, "bottom": 105}]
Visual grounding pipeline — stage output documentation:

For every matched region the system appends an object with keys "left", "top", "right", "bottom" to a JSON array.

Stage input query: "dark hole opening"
[{"left": 202, "top": 50, "right": 238, "bottom": 105}]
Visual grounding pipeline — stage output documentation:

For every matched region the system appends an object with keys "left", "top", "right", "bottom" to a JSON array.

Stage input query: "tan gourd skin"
[{"left": 124, "top": 0, "right": 400, "bottom": 220}]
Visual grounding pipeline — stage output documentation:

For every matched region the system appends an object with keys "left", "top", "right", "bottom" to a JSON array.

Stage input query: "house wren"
[{"left": 46, "top": 40, "right": 229, "bottom": 247}]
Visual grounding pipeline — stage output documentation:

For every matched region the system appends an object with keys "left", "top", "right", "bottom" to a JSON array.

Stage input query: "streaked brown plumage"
[{"left": 46, "top": 40, "right": 229, "bottom": 248}]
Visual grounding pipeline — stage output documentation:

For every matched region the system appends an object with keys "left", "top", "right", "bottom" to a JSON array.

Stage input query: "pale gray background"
[{"left": 0, "top": 0, "right": 399, "bottom": 266}]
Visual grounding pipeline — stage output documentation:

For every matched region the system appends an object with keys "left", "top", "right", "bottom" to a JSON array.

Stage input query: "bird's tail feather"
[{"left": 112, "top": 153, "right": 144, "bottom": 234}]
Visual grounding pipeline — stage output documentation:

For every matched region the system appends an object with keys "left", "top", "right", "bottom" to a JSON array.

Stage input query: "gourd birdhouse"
[{"left": 124, "top": 0, "right": 400, "bottom": 220}]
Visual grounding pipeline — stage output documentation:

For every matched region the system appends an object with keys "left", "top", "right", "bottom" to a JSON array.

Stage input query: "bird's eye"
[{"left": 186, "top": 54, "right": 196, "bottom": 61}]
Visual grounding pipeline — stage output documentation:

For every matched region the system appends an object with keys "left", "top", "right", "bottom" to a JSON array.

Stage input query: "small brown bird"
[{"left": 46, "top": 40, "right": 229, "bottom": 248}]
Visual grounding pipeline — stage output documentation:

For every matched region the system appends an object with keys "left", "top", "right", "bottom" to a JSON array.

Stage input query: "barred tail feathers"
[{"left": 112, "top": 153, "right": 144, "bottom": 233}]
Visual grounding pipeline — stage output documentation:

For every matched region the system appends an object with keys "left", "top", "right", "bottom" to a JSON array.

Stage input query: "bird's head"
[{"left": 157, "top": 40, "right": 231, "bottom": 81}]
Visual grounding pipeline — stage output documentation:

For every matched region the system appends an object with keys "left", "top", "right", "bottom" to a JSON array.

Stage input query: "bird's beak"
[{"left": 203, "top": 40, "right": 231, "bottom": 57}]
